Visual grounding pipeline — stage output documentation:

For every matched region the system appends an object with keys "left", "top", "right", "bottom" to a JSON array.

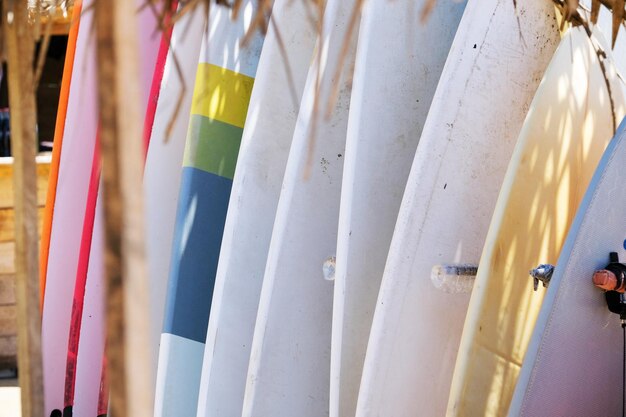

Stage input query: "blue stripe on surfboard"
[{"left": 163, "top": 166, "right": 233, "bottom": 343}]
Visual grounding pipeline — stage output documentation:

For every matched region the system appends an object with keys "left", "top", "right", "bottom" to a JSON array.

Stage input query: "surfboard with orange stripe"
[
  {"left": 41, "top": 1, "right": 100, "bottom": 414},
  {"left": 154, "top": 3, "right": 265, "bottom": 415},
  {"left": 39, "top": 0, "right": 81, "bottom": 308}
]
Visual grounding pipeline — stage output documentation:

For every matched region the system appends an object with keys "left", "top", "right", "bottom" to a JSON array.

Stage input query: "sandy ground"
[{"left": 0, "top": 380, "right": 21, "bottom": 417}]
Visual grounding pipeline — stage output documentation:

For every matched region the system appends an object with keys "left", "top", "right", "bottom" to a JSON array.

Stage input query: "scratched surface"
[{"left": 450, "top": 27, "right": 626, "bottom": 417}]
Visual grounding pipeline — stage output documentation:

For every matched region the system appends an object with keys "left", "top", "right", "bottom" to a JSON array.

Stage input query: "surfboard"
[
  {"left": 330, "top": 1, "right": 466, "bottom": 416},
  {"left": 241, "top": 1, "right": 358, "bottom": 416},
  {"left": 447, "top": 27, "right": 626, "bottom": 417},
  {"left": 71, "top": 183, "right": 104, "bottom": 417},
  {"left": 195, "top": 1, "right": 317, "bottom": 416},
  {"left": 41, "top": 0, "right": 99, "bottom": 414},
  {"left": 355, "top": 2, "right": 560, "bottom": 417},
  {"left": 144, "top": 4, "right": 206, "bottom": 391},
  {"left": 507, "top": 123, "right": 626, "bottom": 417},
  {"left": 39, "top": 0, "right": 81, "bottom": 307},
  {"left": 58, "top": 9, "right": 165, "bottom": 414},
  {"left": 154, "top": 3, "right": 264, "bottom": 416},
  {"left": 61, "top": 139, "right": 100, "bottom": 417}
]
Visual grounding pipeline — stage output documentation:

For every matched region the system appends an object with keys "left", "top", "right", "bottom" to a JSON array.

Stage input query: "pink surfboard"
[
  {"left": 71, "top": 182, "right": 105, "bottom": 417},
  {"left": 57, "top": 4, "right": 164, "bottom": 415},
  {"left": 41, "top": 0, "right": 99, "bottom": 414}
]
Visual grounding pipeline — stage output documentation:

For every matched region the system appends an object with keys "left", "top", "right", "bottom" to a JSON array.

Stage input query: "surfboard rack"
[
  {"left": 593, "top": 252, "right": 626, "bottom": 322},
  {"left": 323, "top": 256, "right": 336, "bottom": 281},
  {"left": 529, "top": 264, "right": 555, "bottom": 291},
  {"left": 430, "top": 264, "right": 477, "bottom": 294},
  {"left": 592, "top": 253, "right": 626, "bottom": 417}
]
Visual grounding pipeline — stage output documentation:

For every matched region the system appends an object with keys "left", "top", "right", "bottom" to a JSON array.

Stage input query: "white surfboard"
[
  {"left": 241, "top": 0, "right": 359, "bottom": 415},
  {"left": 447, "top": 27, "right": 626, "bottom": 417},
  {"left": 355, "top": 2, "right": 560, "bottom": 417},
  {"left": 331, "top": 1, "right": 466, "bottom": 416},
  {"left": 196, "top": 1, "right": 317, "bottom": 416},
  {"left": 507, "top": 122, "right": 626, "bottom": 417},
  {"left": 144, "top": 4, "right": 206, "bottom": 391}
]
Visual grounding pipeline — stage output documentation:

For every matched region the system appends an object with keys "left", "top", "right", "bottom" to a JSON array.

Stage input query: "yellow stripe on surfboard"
[{"left": 190, "top": 63, "right": 255, "bottom": 129}]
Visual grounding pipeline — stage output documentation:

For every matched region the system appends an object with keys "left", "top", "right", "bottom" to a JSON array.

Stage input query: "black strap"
[
  {"left": 622, "top": 321, "right": 626, "bottom": 417},
  {"left": 615, "top": 267, "right": 625, "bottom": 291}
]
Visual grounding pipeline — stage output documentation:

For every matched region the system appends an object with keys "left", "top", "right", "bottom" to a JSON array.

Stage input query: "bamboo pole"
[
  {"left": 3, "top": 1, "right": 44, "bottom": 417},
  {"left": 95, "top": 0, "right": 153, "bottom": 416}
]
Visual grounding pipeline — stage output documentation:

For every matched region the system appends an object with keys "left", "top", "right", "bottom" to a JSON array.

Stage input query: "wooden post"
[
  {"left": 95, "top": 0, "right": 153, "bottom": 416},
  {"left": 3, "top": 1, "right": 44, "bottom": 417}
]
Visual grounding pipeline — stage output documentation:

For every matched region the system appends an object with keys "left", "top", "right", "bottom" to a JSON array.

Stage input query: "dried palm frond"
[
  {"left": 554, "top": 0, "right": 626, "bottom": 46},
  {"left": 15, "top": 0, "right": 626, "bottom": 162},
  {"left": 552, "top": 0, "right": 619, "bottom": 131},
  {"left": 612, "top": 0, "right": 624, "bottom": 47}
]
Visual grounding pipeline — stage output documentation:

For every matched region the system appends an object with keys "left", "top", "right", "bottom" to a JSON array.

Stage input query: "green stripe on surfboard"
[{"left": 183, "top": 114, "right": 243, "bottom": 180}]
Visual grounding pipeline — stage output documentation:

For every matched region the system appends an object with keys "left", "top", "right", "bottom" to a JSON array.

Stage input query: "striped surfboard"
[
  {"left": 61, "top": 139, "right": 100, "bottom": 417},
  {"left": 41, "top": 0, "right": 99, "bottom": 414},
  {"left": 195, "top": 0, "right": 318, "bottom": 415},
  {"left": 70, "top": 181, "right": 105, "bottom": 417},
  {"left": 143, "top": 3, "right": 206, "bottom": 389},
  {"left": 154, "top": 3, "right": 265, "bottom": 416},
  {"left": 39, "top": 0, "right": 81, "bottom": 306},
  {"left": 61, "top": 5, "right": 164, "bottom": 415}
]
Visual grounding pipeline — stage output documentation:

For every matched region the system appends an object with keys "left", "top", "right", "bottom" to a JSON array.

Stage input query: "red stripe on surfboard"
[
  {"left": 61, "top": 2, "right": 180, "bottom": 409},
  {"left": 62, "top": 4, "right": 179, "bottom": 404},
  {"left": 63, "top": 133, "right": 100, "bottom": 410},
  {"left": 40, "top": 0, "right": 83, "bottom": 310},
  {"left": 143, "top": 0, "right": 178, "bottom": 158},
  {"left": 97, "top": 354, "right": 109, "bottom": 416}
]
